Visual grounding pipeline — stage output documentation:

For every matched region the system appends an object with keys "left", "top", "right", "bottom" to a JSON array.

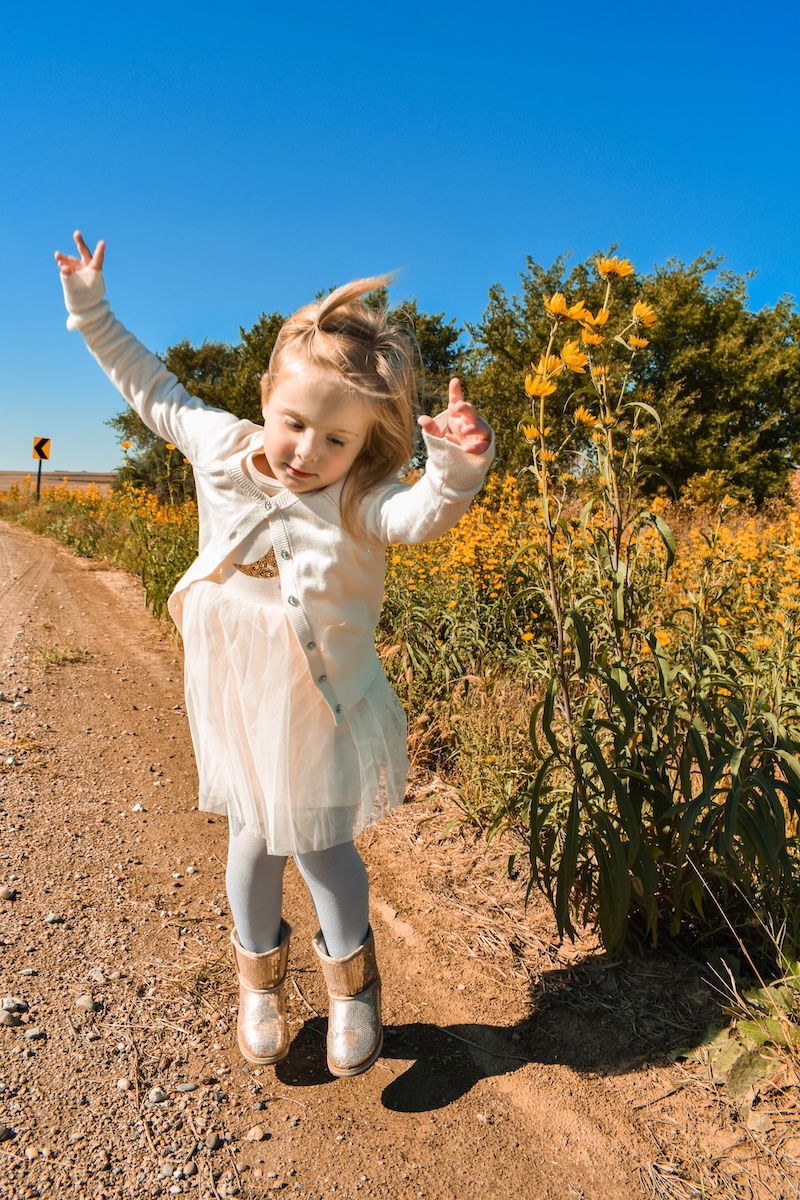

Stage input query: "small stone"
[
  {"left": 0, "top": 886, "right": 17, "bottom": 901},
  {"left": 44, "top": 913, "right": 64, "bottom": 925},
  {"left": 85, "top": 1030, "right": 101, "bottom": 1042},
  {"left": 75, "top": 994, "right": 101, "bottom": 1012},
  {"left": 205, "top": 1131, "right": 223, "bottom": 1151},
  {"left": 176, "top": 1081, "right": 197, "bottom": 1092},
  {"left": 0, "top": 1126, "right": 16, "bottom": 1143},
  {"left": 148, "top": 1087, "right": 168, "bottom": 1104},
  {"left": 183, "top": 1161, "right": 198, "bottom": 1177},
  {"left": 11, "top": 701, "right": 24, "bottom": 712},
  {"left": 0, "top": 1011, "right": 21, "bottom": 1027},
  {"left": 24, "top": 1146, "right": 38, "bottom": 1160},
  {"left": 246, "top": 1124, "right": 269, "bottom": 1142},
  {"left": 186, "top": 866, "right": 198, "bottom": 874},
  {"left": 24, "top": 1027, "right": 45, "bottom": 1040},
  {"left": 116, "top": 1078, "right": 131, "bottom": 1091},
  {"left": 87, "top": 967, "right": 107, "bottom": 985},
  {"left": 2, "top": 998, "right": 27, "bottom": 1013},
  {"left": 19, "top": 969, "right": 37, "bottom": 977},
  {"left": 131, "top": 803, "right": 145, "bottom": 812}
]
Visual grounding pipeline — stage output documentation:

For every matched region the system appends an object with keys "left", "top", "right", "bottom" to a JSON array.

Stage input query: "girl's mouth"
[{"left": 287, "top": 464, "right": 314, "bottom": 479}]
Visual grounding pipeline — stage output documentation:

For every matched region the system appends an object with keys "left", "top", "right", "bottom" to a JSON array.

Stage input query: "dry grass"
[{"left": 33, "top": 642, "right": 92, "bottom": 671}]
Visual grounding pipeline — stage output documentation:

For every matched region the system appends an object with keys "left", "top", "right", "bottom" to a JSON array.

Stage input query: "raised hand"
[
  {"left": 54, "top": 230, "right": 105, "bottom": 276},
  {"left": 418, "top": 378, "right": 491, "bottom": 455}
]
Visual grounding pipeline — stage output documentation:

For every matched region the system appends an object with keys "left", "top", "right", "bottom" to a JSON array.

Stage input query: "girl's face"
[{"left": 260, "top": 361, "right": 371, "bottom": 494}]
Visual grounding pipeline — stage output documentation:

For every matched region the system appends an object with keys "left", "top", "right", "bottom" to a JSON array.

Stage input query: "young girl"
[{"left": 55, "top": 231, "right": 494, "bottom": 1077}]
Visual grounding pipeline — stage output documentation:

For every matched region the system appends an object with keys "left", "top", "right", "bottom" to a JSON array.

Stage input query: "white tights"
[{"left": 225, "top": 826, "right": 370, "bottom": 959}]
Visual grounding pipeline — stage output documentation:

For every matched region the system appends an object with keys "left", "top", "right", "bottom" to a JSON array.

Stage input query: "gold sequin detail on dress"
[{"left": 233, "top": 546, "right": 279, "bottom": 578}]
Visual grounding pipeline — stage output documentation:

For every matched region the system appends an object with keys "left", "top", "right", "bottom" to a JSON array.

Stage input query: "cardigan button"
[
  {"left": 288, "top": 595, "right": 299, "bottom": 606},
  {"left": 281, "top": 549, "right": 290, "bottom": 560},
  {"left": 318, "top": 674, "right": 327, "bottom": 683},
  {"left": 264, "top": 499, "right": 273, "bottom": 511},
  {"left": 306, "top": 641, "right": 316, "bottom": 650},
  {"left": 335, "top": 705, "right": 342, "bottom": 714}
]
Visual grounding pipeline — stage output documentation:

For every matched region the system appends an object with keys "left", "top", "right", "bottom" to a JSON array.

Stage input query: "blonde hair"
[{"left": 261, "top": 274, "right": 418, "bottom": 537}]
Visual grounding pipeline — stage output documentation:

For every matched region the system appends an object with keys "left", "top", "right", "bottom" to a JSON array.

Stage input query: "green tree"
[
  {"left": 640, "top": 254, "right": 800, "bottom": 501},
  {"left": 467, "top": 250, "right": 800, "bottom": 500}
]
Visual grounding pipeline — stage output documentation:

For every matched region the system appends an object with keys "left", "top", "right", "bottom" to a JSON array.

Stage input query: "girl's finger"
[{"left": 73, "top": 230, "right": 92, "bottom": 263}]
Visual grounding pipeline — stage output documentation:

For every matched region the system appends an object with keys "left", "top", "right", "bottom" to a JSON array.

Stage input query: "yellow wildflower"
[
  {"left": 581, "top": 328, "right": 604, "bottom": 346},
  {"left": 596, "top": 255, "right": 635, "bottom": 279},
  {"left": 582, "top": 306, "right": 610, "bottom": 328},
  {"left": 629, "top": 335, "right": 650, "bottom": 349},
  {"left": 655, "top": 629, "right": 670, "bottom": 647},
  {"left": 540, "top": 449, "right": 558, "bottom": 463},
  {"left": 632, "top": 300, "right": 657, "bottom": 327},
  {"left": 534, "top": 353, "right": 565, "bottom": 378},
  {"left": 544, "top": 292, "right": 569, "bottom": 317},
  {"left": 574, "top": 405, "right": 597, "bottom": 427},
  {"left": 521, "top": 631, "right": 535, "bottom": 641},
  {"left": 567, "top": 299, "right": 588, "bottom": 320},
  {"left": 560, "top": 340, "right": 589, "bottom": 373},
  {"left": 525, "top": 375, "right": 558, "bottom": 398},
  {"left": 753, "top": 634, "right": 772, "bottom": 651},
  {"left": 520, "top": 421, "right": 540, "bottom": 440},
  {"left": 165, "top": 443, "right": 176, "bottom": 451}
]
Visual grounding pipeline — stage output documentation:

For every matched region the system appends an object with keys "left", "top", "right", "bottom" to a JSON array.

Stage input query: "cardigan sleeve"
[
  {"left": 361, "top": 415, "right": 495, "bottom": 545},
  {"left": 61, "top": 267, "right": 244, "bottom": 465}
]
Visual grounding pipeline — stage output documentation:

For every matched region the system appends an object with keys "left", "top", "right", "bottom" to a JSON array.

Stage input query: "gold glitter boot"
[
  {"left": 312, "top": 927, "right": 382, "bottom": 1077},
  {"left": 230, "top": 922, "right": 291, "bottom": 1066}
]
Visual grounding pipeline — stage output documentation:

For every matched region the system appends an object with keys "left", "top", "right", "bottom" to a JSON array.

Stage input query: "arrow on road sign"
[{"left": 33, "top": 437, "right": 51, "bottom": 460}]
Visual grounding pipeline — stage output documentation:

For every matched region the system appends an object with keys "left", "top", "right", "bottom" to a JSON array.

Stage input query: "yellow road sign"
[{"left": 33, "top": 437, "right": 50, "bottom": 460}]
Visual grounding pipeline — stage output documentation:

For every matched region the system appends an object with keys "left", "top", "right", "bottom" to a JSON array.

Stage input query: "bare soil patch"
[{"left": 1, "top": 521, "right": 798, "bottom": 1199}]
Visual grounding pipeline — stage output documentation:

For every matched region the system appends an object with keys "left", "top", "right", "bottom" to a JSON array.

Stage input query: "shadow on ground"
[{"left": 274, "top": 949, "right": 722, "bottom": 1112}]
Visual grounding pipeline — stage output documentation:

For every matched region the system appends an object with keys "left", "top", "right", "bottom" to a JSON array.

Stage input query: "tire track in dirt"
[
  {"left": 0, "top": 527, "right": 54, "bottom": 669},
  {"left": 0, "top": 521, "right": 699, "bottom": 1200}
]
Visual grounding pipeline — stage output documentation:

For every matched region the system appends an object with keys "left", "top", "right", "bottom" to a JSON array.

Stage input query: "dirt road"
[{"left": 0, "top": 521, "right": 789, "bottom": 1199}]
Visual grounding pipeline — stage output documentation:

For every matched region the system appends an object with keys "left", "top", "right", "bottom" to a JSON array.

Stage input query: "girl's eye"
[
  {"left": 287, "top": 420, "right": 303, "bottom": 430},
  {"left": 329, "top": 438, "right": 344, "bottom": 447}
]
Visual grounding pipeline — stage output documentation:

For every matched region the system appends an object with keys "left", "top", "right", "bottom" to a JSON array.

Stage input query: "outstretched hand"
[
  {"left": 54, "top": 231, "right": 105, "bottom": 276},
  {"left": 418, "top": 379, "right": 491, "bottom": 455}
]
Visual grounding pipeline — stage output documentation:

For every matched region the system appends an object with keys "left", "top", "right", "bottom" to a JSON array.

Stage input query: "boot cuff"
[
  {"left": 313, "top": 927, "right": 378, "bottom": 997},
  {"left": 231, "top": 921, "right": 291, "bottom": 990}
]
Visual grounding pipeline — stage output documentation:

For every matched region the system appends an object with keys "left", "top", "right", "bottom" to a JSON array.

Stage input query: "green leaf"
[
  {"left": 555, "top": 790, "right": 581, "bottom": 939},
  {"left": 725, "top": 1048, "right": 771, "bottom": 1101},
  {"left": 624, "top": 399, "right": 662, "bottom": 428},
  {"left": 646, "top": 512, "right": 676, "bottom": 576},
  {"left": 564, "top": 608, "right": 590, "bottom": 677},
  {"left": 541, "top": 674, "right": 561, "bottom": 757}
]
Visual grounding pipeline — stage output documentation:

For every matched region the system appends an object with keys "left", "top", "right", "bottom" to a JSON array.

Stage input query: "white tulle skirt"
[{"left": 180, "top": 580, "right": 409, "bottom": 855}]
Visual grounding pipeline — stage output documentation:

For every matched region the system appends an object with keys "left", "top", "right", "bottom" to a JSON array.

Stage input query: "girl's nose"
[{"left": 298, "top": 430, "right": 319, "bottom": 462}]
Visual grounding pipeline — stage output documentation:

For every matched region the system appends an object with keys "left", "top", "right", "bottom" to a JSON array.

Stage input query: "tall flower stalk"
[{"left": 513, "top": 255, "right": 800, "bottom": 954}]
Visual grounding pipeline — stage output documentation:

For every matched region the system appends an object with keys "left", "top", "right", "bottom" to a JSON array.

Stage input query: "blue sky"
[{"left": 3, "top": 0, "right": 798, "bottom": 472}]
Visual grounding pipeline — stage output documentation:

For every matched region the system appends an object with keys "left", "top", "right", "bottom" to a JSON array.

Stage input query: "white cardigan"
[{"left": 62, "top": 269, "right": 495, "bottom": 724}]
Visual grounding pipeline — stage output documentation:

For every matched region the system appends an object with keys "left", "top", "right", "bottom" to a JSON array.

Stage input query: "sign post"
[{"left": 32, "top": 437, "right": 50, "bottom": 503}]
